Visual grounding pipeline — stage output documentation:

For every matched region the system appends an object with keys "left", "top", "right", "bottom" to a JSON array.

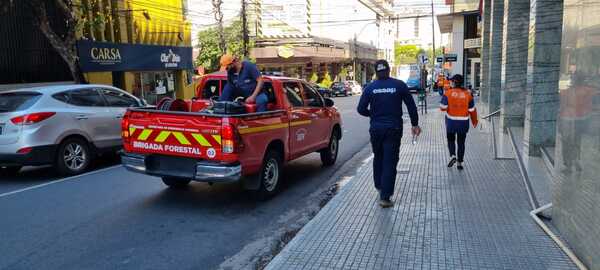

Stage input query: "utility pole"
[
  {"left": 241, "top": 0, "right": 249, "bottom": 58},
  {"left": 212, "top": 0, "right": 225, "bottom": 54},
  {"left": 430, "top": 0, "right": 436, "bottom": 92}
]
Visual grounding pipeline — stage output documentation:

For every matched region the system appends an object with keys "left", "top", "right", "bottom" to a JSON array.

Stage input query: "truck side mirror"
[{"left": 324, "top": 98, "right": 334, "bottom": 107}]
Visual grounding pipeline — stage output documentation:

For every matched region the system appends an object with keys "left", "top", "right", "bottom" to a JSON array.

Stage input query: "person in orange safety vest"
[
  {"left": 440, "top": 74, "right": 478, "bottom": 170},
  {"left": 436, "top": 74, "right": 446, "bottom": 95},
  {"left": 442, "top": 75, "right": 452, "bottom": 93}
]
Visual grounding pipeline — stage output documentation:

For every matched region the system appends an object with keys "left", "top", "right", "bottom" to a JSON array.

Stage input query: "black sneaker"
[
  {"left": 379, "top": 199, "right": 394, "bottom": 208},
  {"left": 447, "top": 157, "right": 457, "bottom": 168},
  {"left": 457, "top": 162, "right": 464, "bottom": 170}
]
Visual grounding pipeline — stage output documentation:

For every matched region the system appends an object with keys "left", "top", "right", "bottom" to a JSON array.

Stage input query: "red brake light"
[
  {"left": 221, "top": 124, "right": 237, "bottom": 154},
  {"left": 11, "top": 112, "right": 56, "bottom": 125},
  {"left": 222, "top": 124, "right": 234, "bottom": 140},
  {"left": 17, "top": 147, "right": 33, "bottom": 154},
  {"left": 121, "top": 111, "right": 131, "bottom": 151}
]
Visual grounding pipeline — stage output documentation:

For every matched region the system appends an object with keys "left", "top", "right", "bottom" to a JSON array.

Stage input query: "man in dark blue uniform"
[
  {"left": 357, "top": 60, "right": 421, "bottom": 208},
  {"left": 219, "top": 54, "right": 269, "bottom": 112}
]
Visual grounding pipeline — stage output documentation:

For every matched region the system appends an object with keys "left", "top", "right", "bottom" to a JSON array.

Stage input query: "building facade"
[
  {"left": 479, "top": 0, "right": 600, "bottom": 268},
  {"left": 250, "top": 0, "right": 394, "bottom": 84},
  {"left": 0, "top": 0, "right": 195, "bottom": 104},
  {"left": 437, "top": 1, "right": 482, "bottom": 90}
]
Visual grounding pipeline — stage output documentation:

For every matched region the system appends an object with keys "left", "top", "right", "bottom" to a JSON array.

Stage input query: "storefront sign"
[
  {"left": 464, "top": 38, "right": 481, "bottom": 49},
  {"left": 77, "top": 40, "right": 193, "bottom": 72},
  {"left": 444, "top": 53, "right": 458, "bottom": 62},
  {"left": 436, "top": 56, "right": 444, "bottom": 63},
  {"left": 277, "top": 45, "right": 295, "bottom": 58}
]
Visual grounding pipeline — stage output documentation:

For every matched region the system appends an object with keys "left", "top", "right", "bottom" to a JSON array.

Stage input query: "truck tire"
[
  {"left": 320, "top": 131, "right": 339, "bottom": 166},
  {"left": 56, "top": 137, "right": 92, "bottom": 176},
  {"left": 161, "top": 177, "right": 191, "bottom": 189},
  {"left": 255, "top": 149, "right": 283, "bottom": 200}
]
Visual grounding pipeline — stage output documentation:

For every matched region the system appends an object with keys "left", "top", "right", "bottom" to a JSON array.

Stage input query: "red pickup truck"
[{"left": 120, "top": 72, "right": 342, "bottom": 198}]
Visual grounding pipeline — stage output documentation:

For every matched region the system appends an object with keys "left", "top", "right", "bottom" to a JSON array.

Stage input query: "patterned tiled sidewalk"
[{"left": 266, "top": 109, "right": 576, "bottom": 270}]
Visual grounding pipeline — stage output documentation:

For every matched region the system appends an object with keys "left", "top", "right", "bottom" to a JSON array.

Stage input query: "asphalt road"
[{"left": 0, "top": 96, "right": 372, "bottom": 270}]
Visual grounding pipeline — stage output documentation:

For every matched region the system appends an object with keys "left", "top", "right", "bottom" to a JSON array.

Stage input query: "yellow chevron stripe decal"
[
  {"left": 138, "top": 129, "right": 153, "bottom": 141},
  {"left": 172, "top": 132, "right": 191, "bottom": 145},
  {"left": 129, "top": 126, "right": 136, "bottom": 134},
  {"left": 155, "top": 131, "right": 171, "bottom": 142},
  {"left": 212, "top": 135, "right": 222, "bottom": 145},
  {"left": 191, "top": 133, "right": 212, "bottom": 146}
]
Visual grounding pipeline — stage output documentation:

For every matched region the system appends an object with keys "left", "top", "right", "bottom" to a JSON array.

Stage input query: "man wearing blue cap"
[{"left": 357, "top": 59, "right": 421, "bottom": 208}]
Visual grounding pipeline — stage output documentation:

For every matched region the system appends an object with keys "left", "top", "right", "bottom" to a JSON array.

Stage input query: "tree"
[
  {"left": 2, "top": 0, "right": 90, "bottom": 83},
  {"left": 196, "top": 20, "right": 255, "bottom": 72},
  {"left": 394, "top": 44, "right": 421, "bottom": 65}
]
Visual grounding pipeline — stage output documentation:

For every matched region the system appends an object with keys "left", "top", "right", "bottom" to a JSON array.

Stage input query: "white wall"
[{"left": 450, "top": 15, "right": 464, "bottom": 76}]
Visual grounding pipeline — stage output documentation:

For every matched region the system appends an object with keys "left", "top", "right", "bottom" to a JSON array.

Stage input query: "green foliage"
[
  {"left": 394, "top": 44, "right": 421, "bottom": 65},
  {"left": 319, "top": 72, "right": 333, "bottom": 88},
  {"left": 309, "top": 72, "right": 318, "bottom": 83},
  {"left": 195, "top": 20, "right": 255, "bottom": 72}
]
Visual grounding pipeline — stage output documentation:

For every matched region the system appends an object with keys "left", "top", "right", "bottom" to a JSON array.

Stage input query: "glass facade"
[
  {"left": 554, "top": 0, "right": 600, "bottom": 268},
  {"left": 131, "top": 71, "right": 176, "bottom": 105}
]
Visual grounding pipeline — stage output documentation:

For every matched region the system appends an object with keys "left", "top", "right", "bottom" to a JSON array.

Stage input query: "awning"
[{"left": 436, "top": 11, "right": 479, "bottom": 34}]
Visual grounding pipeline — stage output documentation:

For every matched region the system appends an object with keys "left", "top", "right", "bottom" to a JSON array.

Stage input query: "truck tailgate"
[{"left": 123, "top": 110, "right": 224, "bottom": 160}]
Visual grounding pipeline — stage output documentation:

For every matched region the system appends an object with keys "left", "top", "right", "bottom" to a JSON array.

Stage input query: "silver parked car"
[{"left": 0, "top": 84, "right": 144, "bottom": 175}]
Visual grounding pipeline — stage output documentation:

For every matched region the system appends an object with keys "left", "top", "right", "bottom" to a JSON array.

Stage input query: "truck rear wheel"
[
  {"left": 255, "top": 150, "right": 282, "bottom": 200},
  {"left": 320, "top": 131, "right": 339, "bottom": 166},
  {"left": 161, "top": 177, "right": 191, "bottom": 189}
]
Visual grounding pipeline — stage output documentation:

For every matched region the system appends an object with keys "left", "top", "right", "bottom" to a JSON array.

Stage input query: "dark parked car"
[
  {"left": 310, "top": 83, "right": 332, "bottom": 97},
  {"left": 331, "top": 82, "right": 351, "bottom": 97}
]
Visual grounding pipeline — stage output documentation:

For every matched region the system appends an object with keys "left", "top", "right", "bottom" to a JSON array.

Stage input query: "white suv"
[
  {"left": 0, "top": 84, "right": 143, "bottom": 176},
  {"left": 346, "top": 81, "right": 362, "bottom": 95}
]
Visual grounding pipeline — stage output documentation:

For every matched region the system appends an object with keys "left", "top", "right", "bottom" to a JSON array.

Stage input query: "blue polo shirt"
[
  {"left": 357, "top": 78, "right": 419, "bottom": 130},
  {"left": 234, "top": 60, "right": 261, "bottom": 95}
]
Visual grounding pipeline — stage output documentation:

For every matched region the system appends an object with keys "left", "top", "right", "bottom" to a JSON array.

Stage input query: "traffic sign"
[
  {"left": 444, "top": 53, "right": 458, "bottom": 62},
  {"left": 418, "top": 54, "right": 428, "bottom": 64}
]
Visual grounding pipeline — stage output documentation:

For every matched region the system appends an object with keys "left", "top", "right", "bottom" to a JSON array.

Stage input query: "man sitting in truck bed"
[{"left": 219, "top": 54, "right": 270, "bottom": 112}]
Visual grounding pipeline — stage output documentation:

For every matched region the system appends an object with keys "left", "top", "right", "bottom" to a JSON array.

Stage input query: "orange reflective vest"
[{"left": 440, "top": 88, "right": 478, "bottom": 128}]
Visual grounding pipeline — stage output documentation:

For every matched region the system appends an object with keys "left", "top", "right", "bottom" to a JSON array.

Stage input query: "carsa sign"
[{"left": 77, "top": 40, "right": 193, "bottom": 72}]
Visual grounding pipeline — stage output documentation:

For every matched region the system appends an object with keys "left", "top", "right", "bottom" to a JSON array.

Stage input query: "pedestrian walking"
[
  {"left": 439, "top": 74, "right": 478, "bottom": 170},
  {"left": 357, "top": 60, "right": 421, "bottom": 208}
]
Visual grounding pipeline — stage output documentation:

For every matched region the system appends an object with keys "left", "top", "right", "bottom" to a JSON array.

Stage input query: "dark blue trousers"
[
  {"left": 370, "top": 128, "right": 402, "bottom": 200},
  {"left": 220, "top": 83, "right": 269, "bottom": 112}
]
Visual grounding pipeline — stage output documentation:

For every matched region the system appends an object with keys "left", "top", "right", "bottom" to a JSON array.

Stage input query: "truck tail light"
[
  {"left": 121, "top": 111, "right": 131, "bottom": 149},
  {"left": 11, "top": 112, "right": 56, "bottom": 125},
  {"left": 222, "top": 124, "right": 235, "bottom": 154}
]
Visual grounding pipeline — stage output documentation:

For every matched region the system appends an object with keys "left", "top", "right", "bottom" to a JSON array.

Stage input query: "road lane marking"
[{"left": 0, "top": 165, "right": 122, "bottom": 199}]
